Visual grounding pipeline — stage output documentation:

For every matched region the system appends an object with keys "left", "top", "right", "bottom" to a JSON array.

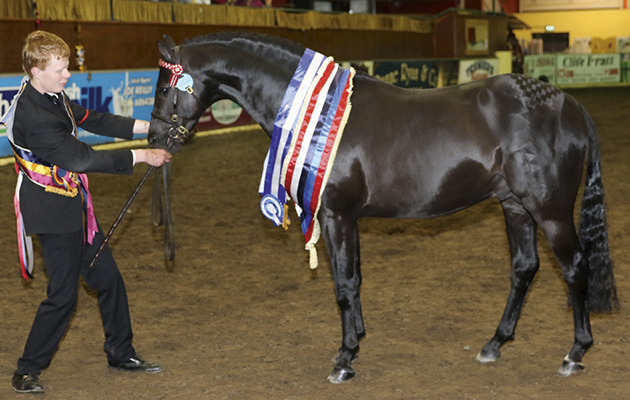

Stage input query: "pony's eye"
[{"left": 160, "top": 87, "right": 169, "bottom": 95}]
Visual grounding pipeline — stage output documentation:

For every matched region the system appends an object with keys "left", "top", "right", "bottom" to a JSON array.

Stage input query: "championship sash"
[
  {"left": 259, "top": 49, "right": 354, "bottom": 269},
  {"left": 1, "top": 77, "right": 98, "bottom": 280}
]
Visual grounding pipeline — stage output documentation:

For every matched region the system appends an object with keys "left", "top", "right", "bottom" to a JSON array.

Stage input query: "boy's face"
[{"left": 31, "top": 56, "right": 71, "bottom": 94}]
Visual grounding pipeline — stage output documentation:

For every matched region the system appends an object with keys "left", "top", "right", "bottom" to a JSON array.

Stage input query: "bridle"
[
  {"left": 151, "top": 46, "right": 204, "bottom": 146},
  {"left": 149, "top": 46, "right": 209, "bottom": 262}
]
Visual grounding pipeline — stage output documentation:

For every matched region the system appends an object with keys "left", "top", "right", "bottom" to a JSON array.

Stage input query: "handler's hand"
[{"left": 135, "top": 149, "right": 172, "bottom": 167}]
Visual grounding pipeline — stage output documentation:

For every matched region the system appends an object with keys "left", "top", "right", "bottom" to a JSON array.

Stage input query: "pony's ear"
[
  {"left": 157, "top": 40, "right": 175, "bottom": 63},
  {"left": 163, "top": 35, "right": 177, "bottom": 48}
]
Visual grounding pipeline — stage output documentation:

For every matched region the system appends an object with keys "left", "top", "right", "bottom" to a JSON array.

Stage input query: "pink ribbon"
[{"left": 78, "top": 173, "right": 97, "bottom": 245}]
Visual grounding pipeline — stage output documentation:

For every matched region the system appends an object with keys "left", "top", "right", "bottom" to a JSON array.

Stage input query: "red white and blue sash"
[
  {"left": 259, "top": 49, "right": 354, "bottom": 268},
  {"left": 2, "top": 77, "right": 97, "bottom": 280}
]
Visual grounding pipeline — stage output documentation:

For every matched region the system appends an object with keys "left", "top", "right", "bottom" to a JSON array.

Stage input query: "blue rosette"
[
  {"left": 175, "top": 73, "right": 194, "bottom": 92},
  {"left": 260, "top": 194, "right": 285, "bottom": 227}
]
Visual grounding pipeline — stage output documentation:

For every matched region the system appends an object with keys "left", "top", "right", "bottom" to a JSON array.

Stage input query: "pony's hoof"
[
  {"left": 327, "top": 365, "right": 355, "bottom": 384},
  {"left": 476, "top": 349, "right": 499, "bottom": 364},
  {"left": 558, "top": 356, "right": 584, "bottom": 377}
]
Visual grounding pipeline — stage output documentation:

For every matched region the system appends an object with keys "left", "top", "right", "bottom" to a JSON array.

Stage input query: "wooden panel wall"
[
  {"left": 0, "top": 19, "right": 434, "bottom": 73},
  {"left": 1, "top": 12, "right": 508, "bottom": 74}
]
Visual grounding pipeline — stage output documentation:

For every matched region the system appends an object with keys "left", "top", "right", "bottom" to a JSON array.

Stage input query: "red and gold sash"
[{"left": 2, "top": 78, "right": 97, "bottom": 279}]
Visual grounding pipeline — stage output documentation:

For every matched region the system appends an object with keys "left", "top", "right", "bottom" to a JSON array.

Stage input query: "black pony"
[{"left": 148, "top": 31, "right": 617, "bottom": 383}]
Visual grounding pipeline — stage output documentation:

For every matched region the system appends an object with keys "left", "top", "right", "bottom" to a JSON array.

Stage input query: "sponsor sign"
[
  {"left": 1, "top": 70, "right": 158, "bottom": 157},
  {"left": 195, "top": 99, "right": 253, "bottom": 132},
  {"left": 617, "top": 37, "right": 630, "bottom": 53},
  {"left": 372, "top": 61, "right": 438, "bottom": 89},
  {"left": 1, "top": 70, "right": 252, "bottom": 158},
  {"left": 524, "top": 54, "right": 557, "bottom": 85},
  {"left": 556, "top": 54, "right": 620, "bottom": 85},
  {"left": 620, "top": 53, "right": 630, "bottom": 83},
  {"left": 0, "top": 82, "right": 21, "bottom": 137},
  {"left": 458, "top": 58, "right": 500, "bottom": 83},
  {"left": 340, "top": 61, "right": 374, "bottom": 76}
]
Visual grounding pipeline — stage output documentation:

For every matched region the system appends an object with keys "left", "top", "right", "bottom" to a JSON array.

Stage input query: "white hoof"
[
  {"left": 558, "top": 355, "right": 584, "bottom": 377},
  {"left": 476, "top": 351, "right": 498, "bottom": 364},
  {"left": 327, "top": 366, "right": 355, "bottom": 383}
]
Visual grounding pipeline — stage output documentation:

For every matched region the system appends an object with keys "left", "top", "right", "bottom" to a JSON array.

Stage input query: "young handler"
[{"left": 4, "top": 30, "right": 171, "bottom": 393}]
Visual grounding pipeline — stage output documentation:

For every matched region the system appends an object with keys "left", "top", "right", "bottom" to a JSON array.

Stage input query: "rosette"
[
  {"left": 260, "top": 194, "right": 284, "bottom": 227},
  {"left": 176, "top": 73, "right": 194, "bottom": 92}
]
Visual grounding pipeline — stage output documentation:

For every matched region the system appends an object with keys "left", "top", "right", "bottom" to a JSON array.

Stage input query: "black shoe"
[
  {"left": 108, "top": 355, "right": 163, "bottom": 373},
  {"left": 12, "top": 373, "right": 44, "bottom": 394}
]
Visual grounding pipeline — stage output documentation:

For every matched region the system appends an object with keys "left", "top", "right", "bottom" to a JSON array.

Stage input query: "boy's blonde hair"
[{"left": 22, "top": 30, "right": 70, "bottom": 78}]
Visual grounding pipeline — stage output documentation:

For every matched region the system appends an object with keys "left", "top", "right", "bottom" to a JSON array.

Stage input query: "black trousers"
[{"left": 16, "top": 223, "right": 136, "bottom": 375}]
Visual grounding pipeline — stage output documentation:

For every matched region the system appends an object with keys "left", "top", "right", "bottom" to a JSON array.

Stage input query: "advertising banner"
[
  {"left": 1, "top": 70, "right": 251, "bottom": 158},
  {"left": 1, "top": 70, "right": 159, "bottom": 158},
  {"left": 556, "top": 54, "right": 620, "bottom": 85},
  {"left": 0, "top": 77, "right": 21, "bottom": 139},
  {"left": 195, "top": 99, "right": 253, "bottom": 132},
  {"left": 617, "top": 37, "right": 630, "bottom": 53},
  {"left": 457, "top": 58, "right": 500, "bottom": 84},
  {"left": 621, "top": 53, "right": 630, "bottom": 83},
  {"left": 372, "top": 61, "right": 439, "bottom": 89},
  {"left": 524, "top": 54, "right": 556, "bottom": 85}
]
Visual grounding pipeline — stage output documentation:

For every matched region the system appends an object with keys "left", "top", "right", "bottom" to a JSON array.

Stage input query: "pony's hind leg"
[
  {"left": 536, "top": 217, "right": 592, "bottom": 376},
  {"left": 319, "top": 210, "right": 364, "bottom": 384},
  {"left": 477, "top": 198, "right": 540, "bottom": 363}
]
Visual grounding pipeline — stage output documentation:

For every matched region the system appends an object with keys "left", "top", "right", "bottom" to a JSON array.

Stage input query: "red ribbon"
[{"left": 159, "top": 59, "right": 184, "bottom": 87}]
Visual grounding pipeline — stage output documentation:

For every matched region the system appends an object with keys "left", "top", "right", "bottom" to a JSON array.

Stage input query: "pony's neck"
[
  {"left": 218, "top": 72, "right": 289, "bottom": 136},
  {"left": 197, "top": 42, "right": 301, "bottom": 137}
]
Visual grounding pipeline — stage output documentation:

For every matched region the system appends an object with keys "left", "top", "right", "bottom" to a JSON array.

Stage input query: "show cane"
[{"left": 89, "top": 165, "right": 155, "bottom": 268}]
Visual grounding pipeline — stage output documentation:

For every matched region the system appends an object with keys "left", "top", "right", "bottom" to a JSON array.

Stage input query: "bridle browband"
[
  {"left": 159, "top": 58, "right": 183, "bottom": 87},
  {"left": 151, "top": 47, "right": 204, "bottom": 145}
]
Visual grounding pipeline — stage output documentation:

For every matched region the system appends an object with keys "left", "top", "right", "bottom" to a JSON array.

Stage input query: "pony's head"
[
  {"left": 148, "top": 36, "right": 210, "bottom": 153},
  {"left": 149, "top": 31, "right": 308, "bottom": 150}
]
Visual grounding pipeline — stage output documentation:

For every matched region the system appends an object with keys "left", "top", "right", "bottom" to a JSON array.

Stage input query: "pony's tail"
[{"left": 578, "top": 109, "right": 619, "bottom": 312}]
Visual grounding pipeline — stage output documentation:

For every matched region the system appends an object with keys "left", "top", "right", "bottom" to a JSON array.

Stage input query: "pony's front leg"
[{"left": 319, "top": 210, "right": 364, "bottom": 383}]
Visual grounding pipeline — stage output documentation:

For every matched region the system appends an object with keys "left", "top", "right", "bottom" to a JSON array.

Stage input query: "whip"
[{"left": 89, "top": 166, "right": 155, "bottom": 268}]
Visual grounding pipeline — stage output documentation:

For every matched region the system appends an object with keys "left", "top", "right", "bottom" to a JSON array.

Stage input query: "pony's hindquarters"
[{"left": 478, "top": 87, "right": 616, "bottom": 376}]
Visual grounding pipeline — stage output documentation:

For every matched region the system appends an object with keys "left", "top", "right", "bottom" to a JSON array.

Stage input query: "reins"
[
  {"left": 89, "top": 145, "right": 176, "bottom": 268},
  {"left": 147, "top": 47, "right": 198, "bottom": 262},
  {"left": 91, "top": 45, "right": 206, "bottom": 267},
  {"left": 151, "top": 162, "right": 175, "bottom": 261}
]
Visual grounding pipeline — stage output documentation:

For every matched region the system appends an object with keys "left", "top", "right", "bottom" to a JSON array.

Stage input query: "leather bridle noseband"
[{"left": 151, "top": 47, "right": 204, "bottom": 145}]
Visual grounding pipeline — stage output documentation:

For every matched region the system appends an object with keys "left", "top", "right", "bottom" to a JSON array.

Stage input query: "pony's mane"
[{"left": 182, "top": 31, "right": 305, "bottom": 61}]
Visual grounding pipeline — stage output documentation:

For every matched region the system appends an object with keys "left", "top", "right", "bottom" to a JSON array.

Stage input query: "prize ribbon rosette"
[{"left": 258, "top": 48, "right": 354, "bottom": 269}]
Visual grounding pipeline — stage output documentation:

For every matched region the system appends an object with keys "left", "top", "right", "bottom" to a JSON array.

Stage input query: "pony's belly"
[{"left": 359, "top": 169, "right": 508, "bottom": 219}]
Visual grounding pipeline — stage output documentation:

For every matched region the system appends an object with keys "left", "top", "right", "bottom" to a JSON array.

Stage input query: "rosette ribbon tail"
[{"left": 79, "top": 173, "right": 98, "bottom": 245}]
